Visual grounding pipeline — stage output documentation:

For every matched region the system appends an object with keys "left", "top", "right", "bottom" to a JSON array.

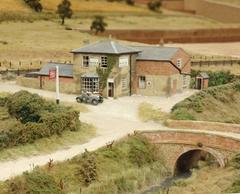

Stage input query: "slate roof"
[
  {"left": 197, "top": 72, "right": 209, "bottom": 79},
  {"left": 37, "top": 63, "right": 73, "bottom": 77},
  {"left": 132, "top": 46, "right": 180, "bottom": 61},
  {"left": 71, "top": 40, "right": 141, "bottom": 55}
]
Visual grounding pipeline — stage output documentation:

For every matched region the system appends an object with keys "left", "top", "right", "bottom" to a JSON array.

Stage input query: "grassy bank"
[
  {"left": 138, "top": 102, "right": 169, "bottom": 123},
  {"left": 0, "top": 135, "right": 169, "bottom": 193},
  {"left": 0, "top": 91, "right": 95, "bottom": 161},
  {"left": 171, "top": 82, "right": 240, "bottom": 123}
]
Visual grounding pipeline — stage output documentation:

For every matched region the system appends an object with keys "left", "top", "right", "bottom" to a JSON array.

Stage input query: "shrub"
[
  {"left": 75, "top": 150, "right": 98, "bottom": 186},
  {"left": 7, "top": 91, "right": 45, "bottom": 123},
  {"left": 114, "top": 176, "right": 134, "bottom": 193},
  {"left": 171, "top": 108, "right": 196, "bottom": 120},
  {"left": 128, "top": 135, "right": 158, "bottom": 167},
  {"left": 90, "top": 16, "right": 108, "bottom": 35},
  {"left": 126, "top": 0, "right": 135, "bottom": 5},
  {"left": 147, "top": 0, "right": 162, "bottom": 11},
  {"left": 24, "top": 0, "right": 43, "bottom": 12}
]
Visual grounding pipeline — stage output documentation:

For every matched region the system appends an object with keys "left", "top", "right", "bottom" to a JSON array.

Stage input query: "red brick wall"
[
  {"left": 172, "top": 49, "right": 191, "bottom": 74},
  {"left": 39, "top": 75, "right": 73, "bottom": 83},
  {"left": 166, "top": 119, "right": 240, "bottom": 134},
  {"left": 132, "top": 60, "right": 179, "bottom": 93},
  {"left": 142, "top": 130, "right": 240, "bottom": 152}
]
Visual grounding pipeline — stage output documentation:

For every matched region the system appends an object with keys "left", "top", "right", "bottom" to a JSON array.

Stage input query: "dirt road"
[{"left": 0, "top": 82, "right": 239, "bottom": 181}]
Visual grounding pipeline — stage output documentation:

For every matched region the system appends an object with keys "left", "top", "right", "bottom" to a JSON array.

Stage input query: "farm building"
[
  {"left": 71, "top": 40, "right": 191, "bottom": 97},
  {"left": 21, "top": 40, "right": 191, "bottom": 97}
]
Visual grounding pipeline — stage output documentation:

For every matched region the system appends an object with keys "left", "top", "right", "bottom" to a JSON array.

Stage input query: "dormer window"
[
  {"left": 177, "top": 58, "right": 182, "bottom": 68},
  {"left": 83, "top": 56, "right": 89, "bottom": 67},
  {"left": 101, "top": 56, "right": 108, "bottom": 68}
]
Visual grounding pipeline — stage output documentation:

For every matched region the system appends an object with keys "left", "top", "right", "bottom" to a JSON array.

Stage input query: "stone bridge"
[{"left": 140, "top": 130, "right": 240, "bottom": 175}]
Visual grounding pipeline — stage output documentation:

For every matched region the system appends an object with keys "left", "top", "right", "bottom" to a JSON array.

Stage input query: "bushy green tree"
[
  {"left": 57, "top": 0, "right": 73, "bottom": 25},
  {"left": 147, "top": 0, "right": 162, "bottom": 11},
  {"left": 90, "top": 16, "right": 108, "bottom": 35},
  {"left": 7, "top": 90, "right": 45, "bottom": 123},
  {"left": 24, "top": 0, "right": 42, "bottom": 12}
]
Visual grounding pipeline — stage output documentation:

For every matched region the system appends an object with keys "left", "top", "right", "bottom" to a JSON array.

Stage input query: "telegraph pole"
[{"left": 56, "top": 65, "right": 60, "bottom": 104}]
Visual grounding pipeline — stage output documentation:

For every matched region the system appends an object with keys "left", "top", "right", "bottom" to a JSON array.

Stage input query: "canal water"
[{"left": 140, "top": 172, "right": 191, "bottom": 194}]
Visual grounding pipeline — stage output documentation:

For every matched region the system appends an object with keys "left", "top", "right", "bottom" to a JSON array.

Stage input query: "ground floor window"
[
  {"left": 81, "top": 77, "right": 99, "bottom": 92},
  {"left": 139, "top": 76, "right": 146, "bottom": 89},
  {"left": 182, "top": 75, "right": 188, "bottom": 88}
]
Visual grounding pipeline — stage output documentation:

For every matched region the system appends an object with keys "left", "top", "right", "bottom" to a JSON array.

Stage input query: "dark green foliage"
[
  {"left": 96, "top": 55, "right": 116, "bottom": 91},
  {"left": 8, "top": 170, "right": 62, "bottom": 194},
  {"left": 57, "top": 0, "right": 73, "bottom": 25},
  {"left": 171, "top": 108, "right": 196, "bottom": 120},
  {"left": 0, "top": 91, "right": 81, "bottom": 149},
  {"left": 231, "top": 153, "right": 240, "bottom": 169},
  {"left": 126, "top": 0, "right": 135, "bottom": 6},
  {"left": 191, "top": 70, "right": 236, "bottom": 88},
  {"left": 24, "top": 0, "right": 42, "bottom": 12},
  {"left": 128, "top": 135, "right": 158, "bottom": 167},
  {"left": 7, "top": 90, "right": 45, "bottom": 123},
  {"left": 90, "top": 16, "right": 108, "bottom": 35},
  {"left": 0, "top": 96, "right": 8, "bottom": 107},
  {"left": 147, "top": 0, "right": 162, "bottom": 11},
  {"left": 75, "top": 150, "right": 98, "bottom": 186}
]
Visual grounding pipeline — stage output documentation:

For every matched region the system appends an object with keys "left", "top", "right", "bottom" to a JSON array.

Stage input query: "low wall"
[
  {"left": 165, "top": 119, "right": 240, "bottom": 133},
  {"left": 16, "top": 76, "right": 76, "bottom": 94},
  {"left": 184, "top": 0, "right": 240, "bottom": 23},
  {"left": 82, "top": 28, "right": 240, "bottom": 44}
]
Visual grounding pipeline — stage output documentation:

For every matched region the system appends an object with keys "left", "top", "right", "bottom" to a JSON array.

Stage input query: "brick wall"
[
  {"left": 166, "top": 119, "right": 240, "bottom": 134},
  {"left": 141, "top": 130, "right": 240, "bottom": 152},
  {"left": 83, "top": 28, "right": 240, "bottom": 44}
]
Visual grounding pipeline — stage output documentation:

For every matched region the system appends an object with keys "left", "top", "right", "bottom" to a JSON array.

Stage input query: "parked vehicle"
[{"left": 76, "top": 92, "right": 103, "bottom": 105}]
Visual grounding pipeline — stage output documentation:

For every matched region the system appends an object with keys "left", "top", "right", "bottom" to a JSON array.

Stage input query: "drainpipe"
[{"left": 129, "top": 55, "right": 132, "bottom": 96}]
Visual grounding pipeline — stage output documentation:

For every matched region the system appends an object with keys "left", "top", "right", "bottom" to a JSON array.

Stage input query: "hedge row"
[{"left": 0, "top": 91, "right": 80, "bottom": 149}]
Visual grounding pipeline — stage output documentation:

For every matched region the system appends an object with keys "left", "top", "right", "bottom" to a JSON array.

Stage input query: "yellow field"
[
  {"left": 41, "top": 0, "right": 149, "bottom": 13},
  {"left": 212, "top": 0, "right": 240, "bottom": 6},
  {"left": 0, "top": 0, "right": 30, "bottom": 12}
]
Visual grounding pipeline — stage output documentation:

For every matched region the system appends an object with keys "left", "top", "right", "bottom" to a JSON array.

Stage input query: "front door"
[{"left": 108, "top": 82, "right": 114, "bottom": 97}]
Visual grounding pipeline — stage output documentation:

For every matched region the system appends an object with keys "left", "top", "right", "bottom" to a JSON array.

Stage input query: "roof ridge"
[{"left": 110, "top": 41, "right": 118, "bottom": 53}]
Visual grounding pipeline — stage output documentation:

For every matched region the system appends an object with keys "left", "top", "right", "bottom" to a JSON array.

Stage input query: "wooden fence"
[{"left": 191, "top": 59, "right": 240, "bottom": 67}]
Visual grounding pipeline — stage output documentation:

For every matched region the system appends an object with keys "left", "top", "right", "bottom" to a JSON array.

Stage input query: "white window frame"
[
  {"left": 82, "top": 56, "right": 89, "bottom": 67},
  {"left": 139, "top": 76, "right": 146, "bottom": 89},
  {"left": 100, "top": 56, "right": 108, "bottom": 68},
  {"left": 81, "top": 77, "right": 99, "bottom": 93},
  {"left": 177, "top": 58, "right": 182, "bottom": 68},
  {"left": 121, "top": 78, "right": 127, "bottom": 90},
  {"left": 183, "top": 75, "right": 188, "bottom": 88}
]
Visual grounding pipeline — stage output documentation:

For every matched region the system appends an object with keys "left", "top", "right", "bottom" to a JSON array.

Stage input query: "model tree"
[
  {"left": 147, "top": 0, "right": 162, "bottom": 11},
  {"left": 24, "top": 0, "right": 42, "bottom": 12},
  {"left": 57, "top": 0, "right": 73, "bottom": 25},
  {"left": 90, "top": 16, "right": 108, "bottom": 35}
]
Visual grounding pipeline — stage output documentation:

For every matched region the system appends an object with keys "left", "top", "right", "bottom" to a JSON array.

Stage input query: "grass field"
[
  {"left": 212, "top": 0, "right": 240, "bottom": 6},
  {"left": 0, "top": 0, "right": 30, "bottom": 12}
]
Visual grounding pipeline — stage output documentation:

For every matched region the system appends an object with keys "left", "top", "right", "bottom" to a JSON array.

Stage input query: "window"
[
  {"left": 177, "top": 58, "right": 182, "bottom": 68},
  {"left": 81, "top": 77, "right": 99, "bottom": 92},
  {"left": 101, "top": 56, "right": 108, "bottom": 68},
  {"left": 119, "top": 56, "right": 129, "bottom": 68},
  {"left": 83, "top": 56, "right": 89, "bottom": 67},
  {"left": 121, "top": 78, "right": 127, "bottom": 90},
  {"left": 183, "top": 75, "right": 188, "bottom": 88},
  {"left": 139, "top": 76, "right": 146, "bottom": 89}
]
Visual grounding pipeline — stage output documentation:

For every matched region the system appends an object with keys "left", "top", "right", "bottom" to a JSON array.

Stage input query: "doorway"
[{"left": 108, "top": 82, "right": 114, "bottom": 97}]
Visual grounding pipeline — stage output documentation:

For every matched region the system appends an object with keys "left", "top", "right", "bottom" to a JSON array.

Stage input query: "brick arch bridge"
[{"left": 140, "top": 130, "right": 240, "bottom": 175}]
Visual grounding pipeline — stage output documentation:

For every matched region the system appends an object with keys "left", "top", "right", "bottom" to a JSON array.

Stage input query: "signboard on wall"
[
  {"left": 119, "top": 56, "right": 129, "bottom": 68},
  {"left": 89, "top": 57, "right": 99, "bottom": 66},
  {"left": 49, "top": 68, "right": 56, "bottom": 79}
]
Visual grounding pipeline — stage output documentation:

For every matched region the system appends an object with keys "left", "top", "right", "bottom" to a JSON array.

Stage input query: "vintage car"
[{"left": 76, "top": 92, "right": 103, "bottom": 105}]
